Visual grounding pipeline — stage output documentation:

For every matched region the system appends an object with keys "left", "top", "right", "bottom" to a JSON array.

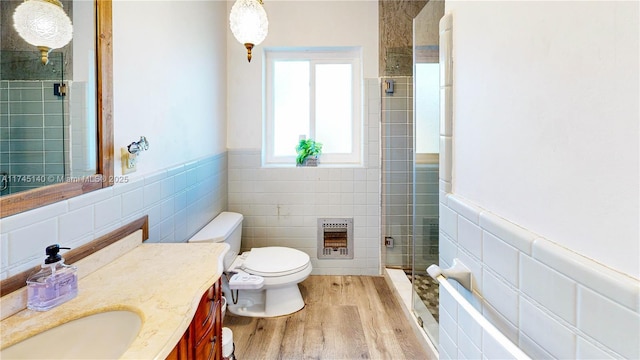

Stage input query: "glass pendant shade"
[
  {"left": 229, "top": 0, "right": 268, "bottom": 62},
  {"left": 13, "top": 0, "right": 73, "bottom": 65}
]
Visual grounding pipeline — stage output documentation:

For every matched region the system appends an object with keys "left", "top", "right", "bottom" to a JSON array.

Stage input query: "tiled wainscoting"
[
  {"left": 414, "top": 163, "right": 439, "bottom": 272},
  {"left": 437, "top": 13, "right": 639, "bottom": 359},
  {"left": 438, "top": 193, "right": 640, "bottom": 359},
  {"left": 228, "top": 149, "right": 381, "bottom": 276},
  {"left": 0, "top": 153, "right": 227, "bottom": 280}
]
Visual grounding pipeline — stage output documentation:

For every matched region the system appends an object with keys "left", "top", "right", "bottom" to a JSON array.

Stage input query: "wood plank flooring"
[{"left": 223, "top": 276, "right": 431, "bottom": 360}]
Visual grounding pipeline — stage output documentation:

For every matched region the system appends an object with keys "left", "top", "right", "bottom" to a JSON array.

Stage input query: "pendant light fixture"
[
  {"left": 13, "top": 0, "right": 73, "bottom": 65},
  {"left": 229, "top": 0, "right": 268, "bottom": 62}
]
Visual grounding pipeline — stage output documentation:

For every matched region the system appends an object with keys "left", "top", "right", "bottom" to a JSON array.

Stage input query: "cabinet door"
[
  {"left": 166, "top": 280, "right": 222, "bottom": 360},
  {"left": 166, "top": 330, "right": 190, "bottom": 360},
  {"left": 193, "top": 330, "right": 215, "bottom": 360},
  {"left": 193, "top": 285, "right": 216, "bottom": 346}
]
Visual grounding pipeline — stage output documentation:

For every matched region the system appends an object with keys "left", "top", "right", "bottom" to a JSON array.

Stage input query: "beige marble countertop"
[{"left": 0, "top": 242, "right": 229, "bottom": 360}]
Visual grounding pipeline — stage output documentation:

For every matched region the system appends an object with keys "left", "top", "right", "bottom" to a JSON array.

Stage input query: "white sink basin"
[{"left": 0, "top": 310, "right": 142, "bottom": 359}]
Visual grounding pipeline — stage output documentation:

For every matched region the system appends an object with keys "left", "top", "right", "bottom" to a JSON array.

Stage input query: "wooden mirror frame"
[{"left": 0, "top": 0, "right": 113, "bottom": 218}]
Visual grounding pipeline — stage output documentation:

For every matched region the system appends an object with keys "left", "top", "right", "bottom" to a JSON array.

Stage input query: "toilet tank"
[{"left": 188, "top": 212, "right": 243, "bottom": 270}]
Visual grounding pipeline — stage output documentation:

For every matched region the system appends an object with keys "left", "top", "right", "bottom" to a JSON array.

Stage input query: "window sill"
[{"left": 261, "top": 163, "right": 366, "bottom": 169}]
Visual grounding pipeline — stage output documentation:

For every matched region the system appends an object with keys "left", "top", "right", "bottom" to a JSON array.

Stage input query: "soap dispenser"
[{"left": 26, "top": 244, "right": 78, "bottom": 311}]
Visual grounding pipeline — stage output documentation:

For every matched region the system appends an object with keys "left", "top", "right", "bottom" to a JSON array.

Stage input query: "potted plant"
[{"left": 295, "top": 138, "right": 323, "bottom": 166}]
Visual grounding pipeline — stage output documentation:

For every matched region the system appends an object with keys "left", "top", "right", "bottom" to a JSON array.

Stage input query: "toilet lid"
[{"left": 242, "top": 247, "right": 310, "bottom": 277}]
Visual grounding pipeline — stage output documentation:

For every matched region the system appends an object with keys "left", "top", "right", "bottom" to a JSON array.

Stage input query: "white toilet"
[{"left": 188, "top": 211, "right": 312, "bottom": 317}]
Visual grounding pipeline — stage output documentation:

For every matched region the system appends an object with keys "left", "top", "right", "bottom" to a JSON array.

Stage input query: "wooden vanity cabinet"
[{"left": 167, "top": 279, "right": 222, "bottom": 360}]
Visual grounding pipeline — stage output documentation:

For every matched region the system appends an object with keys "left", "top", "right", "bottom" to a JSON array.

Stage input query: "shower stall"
[{"left": 381, "top": 0, "right": 444, "bottom": 346}]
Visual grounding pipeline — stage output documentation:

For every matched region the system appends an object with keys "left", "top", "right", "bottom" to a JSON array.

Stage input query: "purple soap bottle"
[{"left": 26, "top": 244, "right": 78, "bottom": 311}]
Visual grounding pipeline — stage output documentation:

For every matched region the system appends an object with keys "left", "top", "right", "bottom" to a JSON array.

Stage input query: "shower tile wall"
[
  {"left": 415, "top": 163, "right": 439, "bottom": 271},
  {"left": 0, "top": 80, "right": 68, "bottom": 195},
  {"left": 379, "top": 0, "right": 428, "bottom": 76},
  {"left": 382, "top": 77, "right": 413, "bottom": 268}
]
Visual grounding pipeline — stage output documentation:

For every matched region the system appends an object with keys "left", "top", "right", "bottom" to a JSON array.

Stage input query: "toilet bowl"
[{"left": 188, "top": 212, "right": 312, "bottom": 317}]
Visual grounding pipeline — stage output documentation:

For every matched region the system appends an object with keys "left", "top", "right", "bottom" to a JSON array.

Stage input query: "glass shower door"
[{"left": 412, "top": 0, "right": 444, "bottom": 345}]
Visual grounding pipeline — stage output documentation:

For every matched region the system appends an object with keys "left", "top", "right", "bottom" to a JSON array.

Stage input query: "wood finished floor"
[{"left": 223, "top": 276, "right": 431, "bottom": 360}]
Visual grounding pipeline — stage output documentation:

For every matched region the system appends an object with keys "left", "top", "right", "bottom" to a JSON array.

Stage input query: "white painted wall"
[
  {"left": 113, "top": 0, "right": 228, "bottom": 177},
  {"left": 226, "top": 0, "right": 379, "bottom": 150},
  {"left": 1, "top": 2, "right": 229, "bottom": 279},
  {"left": 447, "top": 0, "right": 639, "bottom": 278}
]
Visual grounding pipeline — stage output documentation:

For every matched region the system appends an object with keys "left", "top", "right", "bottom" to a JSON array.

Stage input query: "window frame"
[{"left": 264, "top": 47, "right": 362, "bottom": 166}]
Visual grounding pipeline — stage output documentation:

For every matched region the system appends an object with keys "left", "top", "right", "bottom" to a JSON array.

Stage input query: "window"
[
  {"left": 415, "top": 63, "right": 440, "bottom": 164},
  {"left": 264, "top": 48, "right": 362, "bottom": 166}
]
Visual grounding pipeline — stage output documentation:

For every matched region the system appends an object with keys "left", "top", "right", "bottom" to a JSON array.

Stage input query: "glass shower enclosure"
[
  {"left": 380, "top": 0, "right": 443, "bottom": 348},
  {"left": 412, "top": 0, "right": 445, "bottom": 345}
]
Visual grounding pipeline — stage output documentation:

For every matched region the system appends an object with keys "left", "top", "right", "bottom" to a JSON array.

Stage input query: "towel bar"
[{"left": 428, "top": 259, "right": 531, "bottom": 360}]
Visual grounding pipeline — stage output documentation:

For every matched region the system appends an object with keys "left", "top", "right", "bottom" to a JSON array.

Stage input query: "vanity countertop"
[{"left": 0, "top": 242, "right": 228, "bottom": 359}]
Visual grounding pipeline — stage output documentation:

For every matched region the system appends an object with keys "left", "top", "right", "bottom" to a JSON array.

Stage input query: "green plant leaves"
[{"left": 295, "top": 138, "right": 323, "bottom": 165}]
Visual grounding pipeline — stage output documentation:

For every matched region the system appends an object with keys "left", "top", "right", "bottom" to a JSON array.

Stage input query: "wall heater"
[{"left": 317, "top": 218, "right": 354, "bottom": 259}]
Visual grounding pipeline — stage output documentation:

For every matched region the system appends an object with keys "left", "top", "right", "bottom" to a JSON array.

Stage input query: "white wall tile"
[
  {"left": 1, "top": 233, "right": 9, "bottom": 272},
  {"left": 439, "top": 136, "right": 452, "bottom": 182},
  {"left": 439, "top": 26, "right": 453, "bottom": 87},
  {"left": 518, "top": 333, "right": 554, "bottom": 360},
  {"left": 1, "top": 201, "right": 67, "bottom": 233},
  {"left": 447, "top": 194, "right": 481, "bottom": 224},
  {"left": 68, "top": 187, "right": 112, "bottom": 211},
  {"left": 440, "top": 280, "right": 458, "bottom": 326},
  {"left": 8, "top": 219, "right": 58, "bottom": 265},
  {"left": 440, "top": 86, "right": 453, "bottom": 136},
  {"left": 457, "top": 251, "right": 483, "bottom": 293},
  {"left": 144, "top": 170, "right": 167, "bottom": 185},
  {"left": 482, "top": 231, "right": 519, "bottom": 286},
  {"left": 439, "top": 179, "right": 452, "bottom": 194},
  {"left": 160, "top": 177, "right": 175, "bottom": 199},
  {"left": 576, "top": 337, "right": 618, "bottom": 359},
  {"left": 482, "top": 301, "right": 519, "bottom": 345},
  {"left": 227, "top": 148, "right": 379, "bottom": 275},
  {"left": 457, "top": 216, "right": 482, "bottom": 259},
  {"left": 440, "top": 203, "right": 458, "bottom": 240},
  {"left": 457, "top": 300, "right": 482, "bottom": 349},
  {"left": 112, "top": 176, "right": 143, "bottom": 196},
  {"left": 121, "top": 187, "right": 144, "bottom": 218},
  {"left": 458, "top": 327, "right": 481, "bottom": 360},
  {"left": 533, "top": 238, "right": 639, "bottom": 312},
  {"left": 479, "top": 211, "right": 535, "bottom": 255},
  {"left": 577, "top": 286, "right": 640, "bottom": 359},
  {"left": 439, "top": 347, "right": 454, "bottom": 360},
  {"left": 440, "top": 233, "right": 457, "bottom": 266},
  {"left": 442, "top": 194, "right": 640, "bottom": 360},
  {"left": 481, "top": 328, "right": 516, "bottom": 360},
  {"left": 142, "top": 181, "right": 162, "bottom": 208},
  {"left": 1, "top": 154, "right": 227, "bottom": 280},
  {"left": 482, "top": 269, "right": 518, "bottom": 325},
  {"left": 520, "top": 254, "right": 577, "bottom": 324},
  {"left": 519, "top": 298, "right": 576, "bottom": 359},
  {"left": 59, "top": 207, "right": 94, "bottom": 242},
  {"left": 94, "top": 196, "right": 123, "bottom": 229},
  {"left": 439, "top": 312, "right": 458, "bottom": 359}
]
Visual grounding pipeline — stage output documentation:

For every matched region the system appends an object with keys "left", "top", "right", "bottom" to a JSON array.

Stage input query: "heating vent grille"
[{"left": 317, "top": 218, "right": 354, "bottom": 259}]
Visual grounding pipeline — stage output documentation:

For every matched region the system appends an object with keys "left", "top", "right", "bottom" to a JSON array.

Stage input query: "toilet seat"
[{"left": 242, "top": 247, "right": 310, "bottom": 277}]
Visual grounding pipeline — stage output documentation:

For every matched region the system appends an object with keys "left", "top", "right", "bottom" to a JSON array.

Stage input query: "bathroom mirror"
[{"left": 0, "top": 0, "right": 113, "bottom": 218}]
